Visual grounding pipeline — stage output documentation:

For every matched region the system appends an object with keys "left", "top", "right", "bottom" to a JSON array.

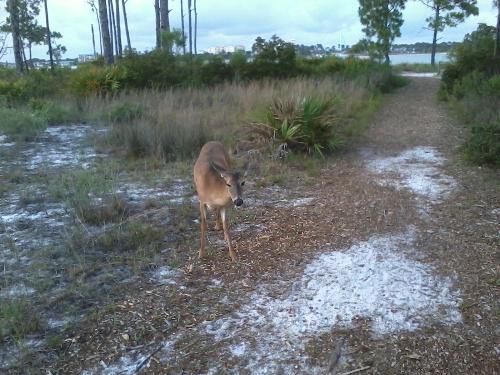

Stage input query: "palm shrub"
[{"left": 251, "top": 96, "right": 344, "bottom": 156}]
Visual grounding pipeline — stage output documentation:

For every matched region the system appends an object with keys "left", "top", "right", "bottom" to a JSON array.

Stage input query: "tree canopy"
[{"left": 358, "top": 0, "right": 407, "bottom": 63}]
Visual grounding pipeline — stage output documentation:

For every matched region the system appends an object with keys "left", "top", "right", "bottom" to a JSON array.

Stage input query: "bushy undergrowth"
[
  {"left": 440, "top": 23, "right": 500, "bottom": 167},
  {"left": 392, "top": 63, "right": 442, "bottom": 73},
  {"left": 251, "top": 96, "right": 344, "bottom": 155},
  {"left": 86, "top": 77, "right": 375, "bottom": 161},
  {"left": 0, "top": 36, "right": 404, "bottom": 156},
  {"left": 462, "top": 123, "right": 500, "bottom": 166},
  {"left": 0, "top": 107, "right": 47, "bottom": 141},
  {"left": 0, "top": 297, "right": 42, "bottom": 341}
]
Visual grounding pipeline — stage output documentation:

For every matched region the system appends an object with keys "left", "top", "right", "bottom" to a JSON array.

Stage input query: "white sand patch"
[
  {"left": 0, "top": 283, "right": 35, "bottom": 298},
  {"left": 24, "top": 125, "right": 98, "bottom": 170},
  {"left": 367, "top": 146, "right": 455, "bottom": 202},
  {"left": 274, "top": 197, "right": 315, "bottom": 208},
  {"left": 81, "top": 354, "right": 150, "bottom": 375},
  {"left": 400, "top": 72, "right": 439, "bottom": 78},
  {"left": 0, "top": 134, "right": 15, "bottom": 147},
  {"left": 199, "top": 228, "right": 461, "bottom": 373},
  {"left": 101, "top": 228, "right": 461, "bottom": 374},
  {"left": 118, "top": 179, "right": 192, "bottom": 204},
  {"left": 151, "top": 266, "right": 181, "bottom": 285}
]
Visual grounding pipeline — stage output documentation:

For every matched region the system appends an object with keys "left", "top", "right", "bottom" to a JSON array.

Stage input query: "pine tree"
[
  {"left": 358, "top": 0, "right": 406, "bottom": 63},
  {"left": 419, "top": 0, "right": 478, "bottom": 65}
]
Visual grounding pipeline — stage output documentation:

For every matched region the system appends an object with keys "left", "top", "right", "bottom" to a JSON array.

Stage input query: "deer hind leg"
[
  {"left": 199, "top": 202, "right": 208, "bottom": 259},
  {"left": 215, "top": 208, "right": 223, "bottom": 230},
  {"left": 221, "top": 208, "right": 237, "bottom": 261}
]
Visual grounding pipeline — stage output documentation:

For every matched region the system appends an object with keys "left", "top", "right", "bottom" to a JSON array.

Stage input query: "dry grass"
[{"left": 84, "top": 77, "right": 371, "bottom": 160}]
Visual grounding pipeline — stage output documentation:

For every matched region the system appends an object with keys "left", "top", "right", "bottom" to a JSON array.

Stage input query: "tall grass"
[{"left": 85, "top": 77, "right": 372, "bottom": 160}]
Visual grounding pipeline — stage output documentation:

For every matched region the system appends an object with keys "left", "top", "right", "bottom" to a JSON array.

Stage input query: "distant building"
[
  {"left": 206, "top": 45, "right": 245, "bottom": 54},
  {"left": 78, "top": 54, "right": 97, "bottom": 63}
]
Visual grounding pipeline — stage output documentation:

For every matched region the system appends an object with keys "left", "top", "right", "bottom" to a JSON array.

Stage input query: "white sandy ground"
[
  {"left": 86, "top": 228, "right": 462, "bottom": 375},
  {"left": 399, "top": 72, "right": 440, "bottom": 78},
  {"left": 23, "top": 125, "right": 99, "bottom": 170},
  {"left": 0, "top": 134, "right": 15, "bottom": 147},
  {"left": 82, "top": 146, "right": 461, "bottom": 374},
  {"left": 366, "top": 146, "right": 456, "bottom": 203}
]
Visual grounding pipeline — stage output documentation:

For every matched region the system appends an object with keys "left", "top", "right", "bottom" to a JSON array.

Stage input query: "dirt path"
[{"left": 34, "top": 78, "right": 500, "bottom": 374}]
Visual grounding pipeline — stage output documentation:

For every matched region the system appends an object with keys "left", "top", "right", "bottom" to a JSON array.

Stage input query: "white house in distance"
[
  {"left": 206, "top": 45, "right": 245, "bottom": 54},
  {"left": 78, "top": 54, "right": 97, "bottom": 63}
]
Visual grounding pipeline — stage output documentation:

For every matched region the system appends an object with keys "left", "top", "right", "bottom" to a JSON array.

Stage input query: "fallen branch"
[
  {"left": 133, "top": 344, "right": 164, "bottom": 374},
  {"left": 338, "top": 366, "right": 371, "bottom": 375}
]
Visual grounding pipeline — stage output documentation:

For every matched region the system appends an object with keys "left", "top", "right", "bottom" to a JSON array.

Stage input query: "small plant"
[
  {"left": 106, "top": 101, "right": 144, "bottom": 123},
  {"left": 0, "top": 107, "right": 47, "bottom": 141},
  {"left": 463, "top": 123, "right": 500, "bottom": 167},
  {"left": 251, "top": 96, "right": 344, "bottom": 156},
  {"left": 28, "top": 98, "right": 79, "bottom": 124},
  {"left": 0, "top": 298, "right": 43, "bottom": 341}
]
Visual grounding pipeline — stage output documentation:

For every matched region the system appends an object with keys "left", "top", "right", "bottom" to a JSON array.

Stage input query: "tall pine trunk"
[
  {"left": 188, "top": 0, "right": 192, "bottom": 55},
  {"left": 21, "top": 40, "right": 29, "bottom": 71},
  {"left": 91, "top": 24, "right": 97, "bottom": 56},
  {"left": 154, "top": 0, "right": 160, "bottom": 49},
  {"left": 108, "top": 0, "right": 117, "bottom": 56},
  {"left": 193, "top": 0, "right": 197, "bottom": 55},
  {"left": 115, "top": 0, "right": 122, "bottom": 55},
  {"left": 7, "top": 0, "right": 24, "bottom": 74},
  {"left": 98, "top": 0, "right": 113, "bottom": 64},
  {"left": 43, "top": 0, "right": 54, "bottom": 70},
  {"left": 431, "top": 7, "right": 440, "bottom": 66},
  {"left": 180, "top": 0, "right": 186, "bottom": 54},
  {"left": 160, "top": 0, "right": 170, "bottom": 50},
  {"left": 495, "top": 2, "right": 500, "bottom": 58},
  {"left": 93, "top": 4, "right": 103, "bottom": 55},
  {"left": 121, "top": 0, "right": 131, "bottom": 51}
]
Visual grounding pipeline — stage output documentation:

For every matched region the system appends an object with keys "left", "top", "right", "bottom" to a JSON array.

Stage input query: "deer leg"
[
  {"left": 199, "top": 202, "right": 207, "bottom": 259},
  {"left": 215, "top": 208, "right": 223, "bottom": 230},
  {"left": 221, "top": 208, "right": 237, "bottom": 261}
]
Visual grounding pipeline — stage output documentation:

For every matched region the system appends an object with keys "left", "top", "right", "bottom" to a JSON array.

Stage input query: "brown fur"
[{"left": 193, "top": 141, "right": 245, "bottom": 261}]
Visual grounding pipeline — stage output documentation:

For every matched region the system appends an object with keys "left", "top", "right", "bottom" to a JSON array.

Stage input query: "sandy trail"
[{"left": 45, "top": 78, "right": 500, "bottom": 374}]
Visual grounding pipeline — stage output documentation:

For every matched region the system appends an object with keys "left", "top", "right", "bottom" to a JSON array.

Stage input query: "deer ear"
[
  {"left": 211, "top": 162, "right": 229, "bottom": 179},
  {"left": 241, "top": 160, "right": 250, "bottom": 177}
]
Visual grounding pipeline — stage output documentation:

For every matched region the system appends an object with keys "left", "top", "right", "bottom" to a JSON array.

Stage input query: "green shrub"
[
  {"left": 28, "top": 98, "right": 79, "bottom": 124},
  {"left": 0, "top": 80, "right": 25, "bottom": 105},
  {"left": 252, "top": 96, "right": 344, "bottom": 156},
  {"left": 197, "top": 56, "right": 234, "bottom": 85},
  {"left": 463, "top": 123, "right": 500, "bottom": 166},
  {"left": 0, "top": 107, "right": 47, "bottom": 141},
  {"left": 68, "top": 65, "right": 126, "bottom": 97},
  {"left": 0, "top": 298, "right": 43, "bottom": 340},
  {"left": 106, "top": 101, "right": 144, "bottom": 123}
]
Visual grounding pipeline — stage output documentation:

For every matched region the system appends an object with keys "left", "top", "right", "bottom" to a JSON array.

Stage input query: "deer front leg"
[
  {"left": 221, "top": 208, "right": 237, "bottom": 261},
  {"left": 215, "top": 208, "right": 223, "bottom": 230},
  {"left": 199, "top": 202, "right": 207, "bottom": 259}
]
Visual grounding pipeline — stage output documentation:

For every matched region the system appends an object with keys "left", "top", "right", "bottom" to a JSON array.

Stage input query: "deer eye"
[{"left": 241, "top": 181, "right": 245, "bottom": 186}]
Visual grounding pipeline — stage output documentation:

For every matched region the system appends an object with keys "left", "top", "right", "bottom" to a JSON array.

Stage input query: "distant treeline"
[{"left": 391, "top": 42, "right": 461, "bottom": 54}]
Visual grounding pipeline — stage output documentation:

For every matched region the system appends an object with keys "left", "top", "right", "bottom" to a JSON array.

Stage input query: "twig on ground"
[
  {"left": 338, "top": 366, "right": 371, "bottom": 375},
  {"left": 133, "top": 344, "right": 164, "bottom": 374},
  {"left": 327, "top": 338, "right": 344, "bottom": 374}
]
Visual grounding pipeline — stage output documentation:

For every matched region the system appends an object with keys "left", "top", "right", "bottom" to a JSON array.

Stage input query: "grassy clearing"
[
  {"left": 0, "top": 99, "right": 82, "bottom": 143},
  {"left": 85, "top": 77, "right": 376, "bottom": 162}
]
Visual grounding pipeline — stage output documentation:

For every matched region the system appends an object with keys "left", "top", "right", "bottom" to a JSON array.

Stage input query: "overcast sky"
[{"left": 0, "top": 0, "right": 498, "bottom": 61}]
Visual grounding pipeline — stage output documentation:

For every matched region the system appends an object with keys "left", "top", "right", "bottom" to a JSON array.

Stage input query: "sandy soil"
[{"left": 3, "top": 78, "right": 499, "bottom": 374}]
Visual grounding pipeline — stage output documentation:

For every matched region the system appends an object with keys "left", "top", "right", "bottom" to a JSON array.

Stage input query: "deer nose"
[{"left": 234, "top": 198, "right": 243, "bottom": 207}]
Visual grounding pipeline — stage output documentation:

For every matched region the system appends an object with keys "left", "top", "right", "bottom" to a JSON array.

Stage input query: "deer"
[{"left": 193, "top": 141, "right": 247, "bottom": 261}]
